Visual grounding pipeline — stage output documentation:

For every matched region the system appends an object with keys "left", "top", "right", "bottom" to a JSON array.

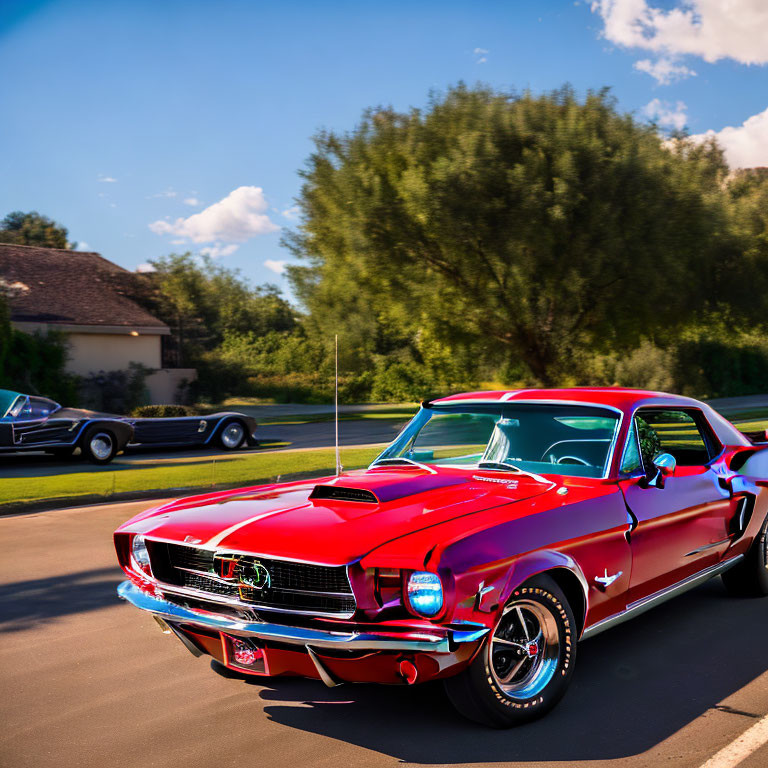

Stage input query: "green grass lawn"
[{"left": 0, "top": 446, "right": 383, "bottom": 508}]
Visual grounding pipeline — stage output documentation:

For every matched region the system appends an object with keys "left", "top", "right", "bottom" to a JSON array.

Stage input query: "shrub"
[
  {"left": 674, "top": 338, "right": 768, "bottom": 398},
  {"left": 0, "top": 325, "right": 79, "bottom": 403},
  {"left": 131, "top": 404, "right": 194, "bottom": 417},
  {"left": 79, "top": 363, "right": 150, "bottom": 413}
]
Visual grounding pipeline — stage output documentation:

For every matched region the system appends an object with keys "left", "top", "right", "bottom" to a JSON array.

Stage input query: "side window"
[
  {"left": 619, "top": 419, "right": 642, "bottom": 474},
  {"left": 16, "top": 398, "right": 56, "bottom": 421},
  {"left": 634, "top": 409, "right": 715, "bottom": 467}
]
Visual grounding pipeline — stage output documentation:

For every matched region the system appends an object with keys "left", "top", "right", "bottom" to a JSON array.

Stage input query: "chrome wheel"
[
  {"left": 220, "top": 422, "right": 245, "bottom": 449},
  {"left": 762, "top": 529, "right": 768, "bottom": 570},
  {"left": 89, "top": 433, "right": 113, "bottom": 461},
  {"left": 489, "top": 599, "right": 560, "bottom": 700}
]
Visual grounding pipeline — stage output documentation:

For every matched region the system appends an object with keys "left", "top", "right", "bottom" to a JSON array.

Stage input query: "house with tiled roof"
[{"left": 0, "top": 243, "right": 195, "bottom": 403}]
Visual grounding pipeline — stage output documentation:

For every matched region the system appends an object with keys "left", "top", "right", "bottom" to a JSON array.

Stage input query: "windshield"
[{"left": 374, "top": 402, "right": 621, "bottom": 478}]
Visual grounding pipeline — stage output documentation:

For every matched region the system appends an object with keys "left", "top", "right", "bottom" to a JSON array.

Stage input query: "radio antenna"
[{"left": 334, "top": 334, "right": 341, "bottom": 475}]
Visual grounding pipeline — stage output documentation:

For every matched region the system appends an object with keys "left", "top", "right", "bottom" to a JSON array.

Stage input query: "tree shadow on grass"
[{"left": 215, "top": 579, "right": 768, "bottom": 763}]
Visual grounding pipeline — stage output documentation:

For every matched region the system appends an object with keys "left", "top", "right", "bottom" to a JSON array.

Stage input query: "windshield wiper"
[{"left": 476, "top": 460, "right": 522, "bottom": 472}]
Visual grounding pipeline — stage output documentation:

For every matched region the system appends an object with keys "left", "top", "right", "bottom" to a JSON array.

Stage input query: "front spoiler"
[{"left": 117, "top": 580, "right": 489, "bottom": 653}]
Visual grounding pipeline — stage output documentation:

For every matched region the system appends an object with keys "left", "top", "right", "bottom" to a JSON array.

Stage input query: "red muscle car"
[{"left": 115, "top": 388, "right": 768, "bottom": 727}]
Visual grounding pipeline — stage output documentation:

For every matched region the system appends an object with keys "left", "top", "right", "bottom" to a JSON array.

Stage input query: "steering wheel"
[
  {"left": 556, "top": 456, "right": 591, "bottom": 466},
  {"left": 543, "top": 452, "right": 593, "bottom": 467}
]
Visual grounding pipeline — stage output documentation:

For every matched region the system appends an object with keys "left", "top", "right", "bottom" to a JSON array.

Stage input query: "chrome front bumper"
[{"left": 117, "top": 580, "right": 488, "bottom": 653}]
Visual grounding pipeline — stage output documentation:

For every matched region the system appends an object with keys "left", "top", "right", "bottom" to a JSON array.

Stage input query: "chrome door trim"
[
  {"left": 684, "top": 538, "right": 732, "bottom": 557},
  {"left": 581, "top": 555, "right": 743, "bottom": 640}
]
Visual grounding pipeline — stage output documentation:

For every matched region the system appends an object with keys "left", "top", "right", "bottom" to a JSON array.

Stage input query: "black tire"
[
  {"left": 217, "top": 420, "right": 246, "bottom": 450},
  {"left": 80, "top": 427, "right": 118, "bottom": 464},
  {"left": 722, "top": 513, "right": 768, "bottom": 597},
  {"left": 444, "top": 574, "right": 577, "bottom": 728}
]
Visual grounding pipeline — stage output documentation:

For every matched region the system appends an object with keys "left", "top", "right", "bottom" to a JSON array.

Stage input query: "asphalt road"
[{"left": 2, "top": 502, "right": 768, "bottom": 767}]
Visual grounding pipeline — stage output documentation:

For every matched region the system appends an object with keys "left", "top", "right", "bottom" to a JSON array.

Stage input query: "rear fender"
[
  {"left": 205, "top": 414, "right": 254, "bottom": 444},
  {"left": 732, "top": 445, "right": 768, "bottom": 481}
]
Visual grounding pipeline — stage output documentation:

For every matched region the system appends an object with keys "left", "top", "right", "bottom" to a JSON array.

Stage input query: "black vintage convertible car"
[{"left": 0, "top": 390, "right": 258, "bottom": 464}]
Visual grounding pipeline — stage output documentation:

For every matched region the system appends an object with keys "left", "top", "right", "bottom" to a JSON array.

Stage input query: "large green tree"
[
  {"left": 0, "top": 211, "right": 72, "bottom": 249},
  {"left": 136, "top": 253, "right": 296, "bottom": 366},
  {"left": 286, "top": 85, "right": 743, "bottom": 385}
]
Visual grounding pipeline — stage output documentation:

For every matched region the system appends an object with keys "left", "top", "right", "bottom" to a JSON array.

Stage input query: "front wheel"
[
  {"left": 217, "top": 420, "right": 246, "bottom": 450},
  {"left": 81, "top": 427, "right": 118, "bottom": 464},
  {"left": 722, "top": 512, "right": 768, "bottom": 597},
  {"left": 444, "top": 575, "right": 577, "bottom": 728}
]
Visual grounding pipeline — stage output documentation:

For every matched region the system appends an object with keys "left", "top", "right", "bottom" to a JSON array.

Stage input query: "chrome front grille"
[{"left": 146, "top": 541, "right": 356, "bottom": 617}]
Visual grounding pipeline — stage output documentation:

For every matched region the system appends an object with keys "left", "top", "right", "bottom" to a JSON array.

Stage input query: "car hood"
[
  {"left": 55, "top": 407, "right": 124, "bottom": 420},
  {"left": 123, "top": 467, "right": 556, "bottom": 566}
]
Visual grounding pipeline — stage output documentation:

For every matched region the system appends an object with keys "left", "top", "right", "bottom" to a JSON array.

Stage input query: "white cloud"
[
  {"left": 473, "top": 47, "right": 489, "bottom": 64},
  {"left": 76, "top": 241, "right": 90, "bottom": 251},
  {"left": 200, "top": 243, "right": 239, "bottom": 258},
  {"left": 149, "top": 186, "right": 279, "bottom": 244},
  {"left": 634, "top": 56, "right": 695, "bottom": 84},
  {"left": 281, "top": 205, "right": 300, "bottom": 220},
  {"left": 148, "top": 187, "right": 177, "bottom": 199},
  {"left": 264, "top": 260, "right": 287, "bottom": 275},
  {"left": 592, "top": 0, "right": 768, "bottom": 82},
  {"left": 690, "top": 106, "right": 768, "bottom": 168},
  {"left": 136, "top": 263, "right": 156, "bottom": 273},
  {"left": 98, "top": 174, "right": 117, "bottom": 183},
  {"left": 642, "top": 98, "right": 688, "bottom": 131},
  {"left": 183, "top": 197, "right": 201, "bottom": 206}
]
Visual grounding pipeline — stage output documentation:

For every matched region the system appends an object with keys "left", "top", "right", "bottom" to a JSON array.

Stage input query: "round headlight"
[
  {"left": 131, "top": 534, "right": 151, "bottom": 573},
  {"left": 407, "top": 571, "right": 443, "bottom": 617}
]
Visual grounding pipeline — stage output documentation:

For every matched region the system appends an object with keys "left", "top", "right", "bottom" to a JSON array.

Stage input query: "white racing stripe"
[{"left": 700, "top": 712, "right": 768, "bottom": 768}]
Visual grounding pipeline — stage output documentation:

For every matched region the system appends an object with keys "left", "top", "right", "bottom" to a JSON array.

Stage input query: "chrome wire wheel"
[
  {"left": 220, "top": 421, "right": 245, "bottom": 449},
  {"left": 89, "top": 432, "right": 113, "bottom": 461},
  {"left": 489, "top": 599, "right": 560, "bottom": 700}
]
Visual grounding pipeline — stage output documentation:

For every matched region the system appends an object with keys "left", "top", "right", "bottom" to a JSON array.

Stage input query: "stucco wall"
[
  {"left": 65, "top": 332, "right": 162, "bottom": 375},
  {"left": 145, "top": 368, "right": 197, "bottom": 404}
]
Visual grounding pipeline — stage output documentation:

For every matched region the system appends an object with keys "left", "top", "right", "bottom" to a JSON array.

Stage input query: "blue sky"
[{"left": 1, "top": 0, "right": 766, "bottom": 301}]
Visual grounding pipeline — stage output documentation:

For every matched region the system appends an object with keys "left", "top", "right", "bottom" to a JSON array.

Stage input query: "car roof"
[
  {"left": 431, "top": 387, "right": 702, "bottom": 410},
  {"left": 430, "top": 387, "right": 751, "bottom": 448}
]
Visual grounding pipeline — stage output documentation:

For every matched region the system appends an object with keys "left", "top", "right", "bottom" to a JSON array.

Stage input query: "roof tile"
[{"left": 0, "top": 243, "right": 167, "bottom": 329}]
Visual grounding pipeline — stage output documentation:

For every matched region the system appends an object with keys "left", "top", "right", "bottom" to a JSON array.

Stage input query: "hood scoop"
[
  {"left": 309, "top": 485, "right": 380, "bottom": 503},
  {"left": 310, "top": 472, "right": 469, "bottom": 504}
]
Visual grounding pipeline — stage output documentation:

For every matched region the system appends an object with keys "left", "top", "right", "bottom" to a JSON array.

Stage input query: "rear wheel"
[
  {"left": 722, "top": 512, "right": 768, "bottom": 597},
  {"left": 81, "top": 427, "right": 118, "bottom": 464},
  {"left": 218, "top": 420, "right": 246, "bottom": 450},
  {"left": 444, "top": 575, "right": 576, "bottom": 728}
]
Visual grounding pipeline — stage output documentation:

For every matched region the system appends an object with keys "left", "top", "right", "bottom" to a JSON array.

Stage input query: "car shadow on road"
[
  {"left": 0, "top": 566, "right": 123, "bottom": 633},
  {"left": 226, "top": 579, "right": 768, "bottom": 763}
]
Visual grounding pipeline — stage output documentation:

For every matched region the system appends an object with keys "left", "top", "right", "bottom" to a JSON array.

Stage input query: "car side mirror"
[{"left": 640, "top": 452, "right": 676, "bottom": 488}]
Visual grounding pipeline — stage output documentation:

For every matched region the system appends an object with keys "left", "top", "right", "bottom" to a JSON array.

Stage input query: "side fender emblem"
[{"left": 594, "top": 569, "right": 623, "bottom": 589}]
